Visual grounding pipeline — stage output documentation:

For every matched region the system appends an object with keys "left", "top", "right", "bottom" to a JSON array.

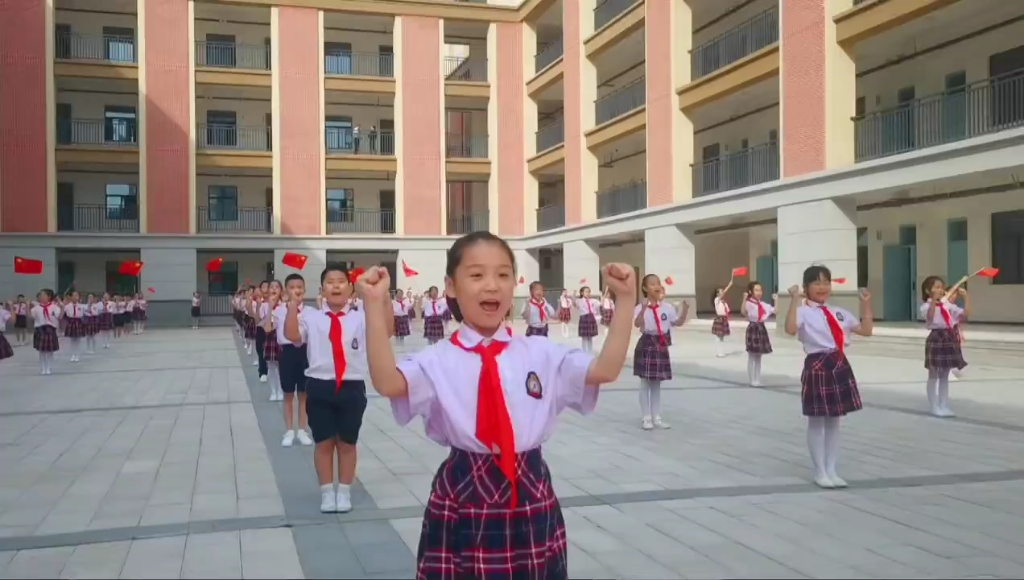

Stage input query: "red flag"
[
  {"left": 833, "top": 277, "right": 847, "bottom": 284},
  {"left": 245, "top": 278, "right": 251, "bottom": 284},
  {"left": 664, "top": 276, "right": 674, "bottom": 286},
  {"left": 976, "top": 267, "right": 1000, "bottom": 278},
  {"left": 732, "top": 266, "right": 748, "bottom": 277},
  {"left": 401, "top": 260, "right": 419, "bottom": 277},
  {"left": 147, "top": 287, "right": 156, "bottom": 293},
  {"left": 205, "top": 257, "right": 225, "bottom": 273},
  {"left": 579, "top": 278, "right": 586, "bottom": 284},
  {"left": 281, "top": 252, "right": 308, "bottom": 270},
  {"left": 518, "top": 276, "right": 525, "bottom": 284},
  {"left": 119, "top": 260, "right": 144, "bottom": 276},
  {"left": 348, "top": 267, "right": 365, "bottom": 284},
  {"left": 13, "top": 256, "right": 43, "bottom": 275}
]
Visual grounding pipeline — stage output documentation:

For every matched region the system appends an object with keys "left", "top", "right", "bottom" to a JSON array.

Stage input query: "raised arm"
[
  {"left": 784, "top": 285, "right": 800, "bottom": 336},
  {"left": 586, "top": 264, "right": 637, "bottom": 385},
  {"left": 358, "top": 267, "right": 406, "bottom": 397}
]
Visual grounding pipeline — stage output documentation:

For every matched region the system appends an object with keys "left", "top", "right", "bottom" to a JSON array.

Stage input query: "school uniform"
[
  {"left": 600, "top": 298, "right": 615, "bottom": 327},
  {"left": 557, "top": 296, "right": 573, "bottom": 323},
  {"left": 113, "top": 303, "right": 126, "bottom": 328},
  {"left": 191, "top": 296, "right": 201, "bottom": 318},
  {"left": 274, "top": 304, "right": 309, "bottom": 393},
  {"left": 392, "top": 325, "right": 599, "bottom": 579},
  {"left": 576, "top": 297, "right": 599, "bottom": 338},
  {"left": 797, "top": 302, "right": 863, "bottom": 417},
  {"left": 260, "top": 303, "right": 282, "bottom": 363},
  {"left": 632, "top": 302, "right": 678, "bottom": 381},
  {"left": 920, "top": 300, "right": 967, "bottom": 372},
  {"left": 243, "top": 300, "right": 258, "bottom": 340},
  {"left": 0, "top": 310, "right": 13, "bottom": 360},
  {"left": 712, "top": 297, "right": 731, "bottom": 337},
  {"left": 32, "top": 304, "right": 61, "bottom": 352},
  {"left": 99, "top": 301, "right": 114, "bottom": 331},
  {"left": 63, "top": 303, "right": 87, "bottom": 338},
  {"left": 441, "top": 300, "right": 453, "bottom": 323},
  {"left": 83, "top": 304, "right": 98, "bottom": 336},
  {"left": 136, "top": 299, "right": 148, "bottom": 321},
  {"left": 744, "top": 299, "right": 775, "bottom": 354},
  {"left": 13, "top": 303, "right": 28, "bottom": 329},
  {"left": 392, "top": 299, "right": 412, "bottom": 337},
  {"left": 298, "top": 307, "right": 369, "bottom": 444},
  {"left": 522, "top": 299, "right": 555, "bottom": 337},
  {"left": 422, "top": 299, "right": 448, "bottom": 341}
]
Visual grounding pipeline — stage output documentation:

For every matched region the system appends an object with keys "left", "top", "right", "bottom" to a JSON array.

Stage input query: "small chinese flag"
[
  {"left": 206, "top": 257, "right": 225, "bottom": 273},
  {"left": 401, "top": 260, "right": 419, "bottom": 277},
  {"left": 976, "top": 267, "right": 1000, "bottom": 278},
  {"left": 664, "top": 276, "right": 674, "bottom": 286},
  {"left": 732, "top": 266, "right": 748, "bottom": 277},
  {"left": 348, "top": 267, "right": 365, "bottom": 284},
  {"left": 13, "top": 256, "right": 43, "bottom": 275},
  {"left": 518, "top": 276, "right": 525, "bottom": 284},
  {"left": 147, "top": 287, "right": 156, "bottom": 293},
  {"left": 833, "top": 277, "right": 847, "bottom": 284},
  {"left": 579, "top": 278, "right": 586, "bottom": 284},
  {"left": 245, "top": 278, "right": 251, "bottom": 284},
  {"left": 119, "top": 260, "right": 144, "bottom": 276},
  {"left": 281, "top": 252, "right": 308, "bottom": 270}
]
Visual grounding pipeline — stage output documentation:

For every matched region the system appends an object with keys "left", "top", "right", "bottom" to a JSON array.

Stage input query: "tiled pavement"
[{"left": 1, "top": 323, "right": 1024, "bottom": 579}]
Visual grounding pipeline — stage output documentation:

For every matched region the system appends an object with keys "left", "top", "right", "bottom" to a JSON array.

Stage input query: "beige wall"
[
  {"left": 55, "top": 250, "right": 141, "bottom": 296},
  {"left": 323, "top": 23, "right": 393, "bottom": 54},
  {"left": 194, "top": 21, "right": 270, "bottom": 49},
  {"left": 692, "top": 0, "right": 776, "bottom": 48},
  {"left": 57, "top": 90, "right": 139, "bottom": 121},
  {"left": 596, "top": 64, "right": 645, "bottom": 101},
  {"left": 694, "top": 106, "right": 777, "bottom": 160},
  {"left": 57, "top": 171, "right": 139, "bottom": 206},
  {"left": 56, "top": 9, "right": 137, "bottom": 40},
  {"left": 325, "top": 177, "right": 395, "bottom": 210},
  {"left": 324, "top": 102, "right": 394, "bottom": 131},
  {"left": 195, "top": 175, "right": 271, "bottom": 208},
  {"left": 597, "top": 150, "right": 645, "bottom": 191}
]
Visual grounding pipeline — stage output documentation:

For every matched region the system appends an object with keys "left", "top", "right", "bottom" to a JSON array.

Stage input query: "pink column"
[
  {"left": 562, "top": 0, "right": 583, "bottom": 226},
  {"left": 780, "top": 0, "right": 827, "bottom": 178},
  {"left": 645, "top": 0, "right": 674, "bottom": 208},
  {"left": 277, "top": 7, "right": 322, "bottom": 236},
  {"left": 143, "top": 0, "right": 191, "bottom": 234},
  {"left": 496, "top": 23, "right": 525, "bottom": 237},
  {"left": 0, "top": 0, "right": 48, "bottom": 233},
  {"left": 400, "top": 16, "right": 443, "bottom": 236}
]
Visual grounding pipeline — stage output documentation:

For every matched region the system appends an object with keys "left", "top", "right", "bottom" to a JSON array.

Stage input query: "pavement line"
[{"left": 0, "top": 400, "right": 246, "bottom": 417}]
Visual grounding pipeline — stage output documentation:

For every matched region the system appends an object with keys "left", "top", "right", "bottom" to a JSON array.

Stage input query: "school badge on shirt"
[
  {"left": 835, "top": 312, "right": 845, "bottom": 322},
  {"left": 351, "top": 338, "right": 359, "bottom": 350},
  {"left": 525, "top": 371, "right": 543, "bottom": 400},
  {"left": 660, "top": 313, "right": 668, "bottom": 321}
]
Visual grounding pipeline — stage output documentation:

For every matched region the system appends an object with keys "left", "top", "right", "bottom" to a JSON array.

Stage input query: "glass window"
[
  {"left": 991, "top": 210, "right": 1024, "bottom": 284},
  {"left": 105, "top": 184, "right": 138, "bottom": 220},
  {"left": 325, "top": 116, "right": 352, "bottom": 151},
  {"left": 102, "top": 26, "right": 134, "bottom": 62},
  {"left": 104, "top": 106, "right": 136, "bottom": 143},
  {"left": 208, "top": 260, "right": 238, "bottom": 295},
  {"left": 208, "top": 185, "right": 239, "bottom": 221},
  {"left": 326, "top": 189, "right": 354, "bottom": 222},
  {"left": 105, "top": 261, "right": 138, "bottom": 295}
]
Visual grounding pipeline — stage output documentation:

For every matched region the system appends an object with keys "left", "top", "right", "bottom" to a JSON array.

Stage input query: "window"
[
  {"left": 326, "top": 189, "right": 354, "bottom": 222},
  {"left": 206, "top": 110, "right": 237, "bottom": 147},
  {"left": 208, "top": 260, "right": 238, "bottom": 295},
  {"left": 325, "top": 42, "right": 352, "bottom": 75},
  {"left": 855, "top": 96, "right": 865, "bottom": 118},
  {"left": 56, "top": 103, "right": 72, "bottom": 144},
  {"left": 991, "top": 210, "right": 1024, "bottom": 284},
  {"left": 208, "top": 185, "right": 239, "bottom": 221},
  {"left": 103, "top": 26, "right": 134, "bottom": 62},
  {"left": 325, "top": 116, "right": 352, "bottom": 151},
  {"left": 104, "top": 106, "right": 136, "bottom": 143},
  {"left": 105, "top": 261, "right": 138, "bottom": 295},
  {"left": 105, "top": 184, "right": 138, "bottom": 220},
  {"left": 55, "top": 24, "right": 71, "bottom": 59}
]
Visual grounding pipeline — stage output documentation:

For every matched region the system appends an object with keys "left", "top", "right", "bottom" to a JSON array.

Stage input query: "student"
[
  {"left": 98, "top": 293, "right": 114, "bottom": 349},
  {"left": 84, "top": 294, "right": 98, "bottom": 355},
  {"left": 253, "top": 286, "right": 269, "bottom": 381},
  {"left": 600, "top": 287, "right": 615, "bottom": 336},
  {"left": 63, "top": 291, "right": 87, "bottom": 362},
  {"left": 360, "top": 231, "right": 636, "bottom": 578},
  {"left": 283, "top": 264, "right": 394, "bottom": 513},
  {"left": 392, "top": 289, "right": 412, "bottom": 343},
  {"left": 633, "top": 275, "right": 688, "bottom": 430},
  {"left": 126, "top": 294, "right": 138, "bottom": 335},
  {"left": 557, "top": 290, "right": 573, "bottom": 338},
  {"left": 191, "top": 292, "right": 202, "bottom": 329},
  {"left": 920, "top": 276, "right": 969, "bottom": 417},
  {"left": 274, "top": 274, "right": 314, "bottom": 447},
  {"left": 32, "top": 289, "right": 61, "bottom": 375},
  {"left": 0, "top": 302, "right": 12, "bottom": 362},
  {"left": 135, "top": 293, "right": 148, "bottom": 334},
  {"left": 262, "top": 281, "right": 285, "bottom": 402},
  {"left": 576, "top": 286, "right": 600, "bottom": 352},
  {"left": 521, "top": 281, "right": 555, "bottom": 337},
  {"left": 243, "top": 288, "right": 257, "bottom": 355},
  {"left": 784, "top": 265, "right": 872, "bottom": 489},
  {"left": 740, "top": 282, "right": 778, "bottom": 387},
  {"left": 12, "top": 295, "right": 29, "bottom": 346},
  {"left": 711, "top": 276, "right": 735, "bottom": 357},
  {"left": 112, "top": 295, "right": 126, "bottom": 339},
  {"left": 422, "top": 286, "right": 448, "bottom": 345}
]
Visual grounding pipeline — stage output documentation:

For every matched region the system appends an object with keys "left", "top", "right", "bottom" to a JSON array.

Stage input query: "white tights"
[
  {"left": 581, "top": 337, "right": 593, "bottom": 353},
  {"left": 747, "top": 353, "right": 762, "bottom": 385},
  {"left": 86, "top": 334, "right": 96, "bottom": 353},
  {"left": 268, "top": 361, "right": 282, "bottom": 399},
  {"left": 69, "top": 338, "right": 81, "bottom": 360},
  {"left": 926, "top": 369, "right": 951, "bottom": 412},
  {"left": 806, "top": 417, "right": 842, "bottom": 482},
  {"left": 561, "top": 322, "right": 570, "bottom": 338},
  {"left": 639, "top": 379, "right": 662, "bottom": 418},
  {"left": 38, "top": 352, "right": 54, "bottom": 373},
  {"left": 716, "top": 336, "right": 726, "bottom": 356}
]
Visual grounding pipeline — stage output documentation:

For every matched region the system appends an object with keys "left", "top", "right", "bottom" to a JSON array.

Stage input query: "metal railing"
[
  {"left": 57, "top": 118, "right": 137, "bottom": 146},
  {"left": 324, "top": 52, "right": 394, "bottom": 77},
  {"left": 595, "top": 77, "right": 646, "bottom": 125},
  {"left": 55, "top": 32, "right": 136, "bottom": 63},
  {"left": 596, "top": 180, "right": 646, "bottom": 219},
  {"left": 197, "top": 206, "right": 273, "bottom": 233},
  {"left": 56, "top": 204, "right": 139, "bottom": 233},
  {"left": 200, "top": 294, "right": 233, "bottom": 316},
  {"left": 326, "top": 208, "right": 397, "bottom": 234},
  {"left": 195, "top": 41, "right": 270, "bottom": 70},
  {"left": 535, "top": 39, "right": 564, "bottom": 73},
  {"left": 447, "top": 211, "right": 490, "bottom": 235},
  {"left": 595, "top": 0, "right": 637, "bottom": 31},
  {"left": 692, "top": 8, "right": 778, "bottom": 79},
  {"left": 197, "top": 124, "right": 272, "bottom": 151},
  {"left": 443, "top": 56, "right": 487, "bottom": 82},
  {"left": 694, "top": 141, "right": 780, "bottom": 197},
  {"left": 446, "top": 134, "right": 489, "bottom": 158},
  {"left": 536, "top": 117, "right": 565, "bottom": 152},
  {"left": 536, "top": 205, "right": 565, "bottom": 231},
  {"left": 854, "top": 69, "right": 1024, "bottom": 162},
  {"left": 325, "top": 128, "right": 395, "bottom": 155}
]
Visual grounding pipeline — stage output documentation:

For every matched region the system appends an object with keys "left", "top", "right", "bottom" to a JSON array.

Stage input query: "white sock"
[
  {"left": 938, "top": 371, "right": 951, "bottom": 410},
  {"left": 754, "top": 355, "right": 762, "bottom": 383},
  {"left": 806, "top": 417, "right": 827, "bottom": 480},
  {"left": 269, "top": 363, "right": 281, "bottom": 395},
  {"left": 747, "top": 355, "right": 756, "bottom": 384},
  {"left": 639, "top": 379, "right": 652, "bottom": 418},
  {"left": 320, "top": 483, "right": 334, "bottom": 493},
  {"left": 39, "top": 353, "right": 46, "bottom": 373},
  {"left": 649, "top": 380, "right": 662, "bottom": 417},
  {"left": 824, "top": 417, "right": 841, "bottom": 479},
  {"left": 582, "top": 337, "right": 593, "bottom": 352},
  {"left": 337, "top": 483, "right": 351, "bottom": 496},
  {"left": 561, "top": 324, "right": 569, "bottom": 337},
  {"left": 70, "top": 338, "right": 80, "bottom": 359},
  {"left": 926, "top": 370, "right": 938, "bottom": 410},
  {"left": 716, "top": 337, "right": 725, "bottom": 356}
]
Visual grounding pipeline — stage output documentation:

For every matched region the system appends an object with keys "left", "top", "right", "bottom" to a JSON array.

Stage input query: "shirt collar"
[{"left": 455, "top": 323, "right": 512, "bottom": 348}]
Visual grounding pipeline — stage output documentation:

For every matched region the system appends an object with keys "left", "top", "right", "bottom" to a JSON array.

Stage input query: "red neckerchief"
[
  {"left": 42, "top": 304, "right": 53, "bottom": 323},
  {"left": 936, "top": 302, "right": 952, "bottom": 328},
  {"left": 748, "top": 299, "right": 765, "bottom": 322},
  {"left": 432, "top": 300, "right": 439, "bottom": 317},
  {"left": 530, "top": 299, "right": 546, "bottom": 322},
  {"left": 326, "top": 310, "right": 347, "bottom": 393},
  {"left": 585, "top": 299, "right": 593, "bottom": 316},
  {"left": 648, "top": 302, "right": 667, "bottom": 345},
  {"left": 450, "top": 330, "right": 516, "bottom": 508},
  {"left": 820, "top": 305, "right": 845, "bottom": 354}
]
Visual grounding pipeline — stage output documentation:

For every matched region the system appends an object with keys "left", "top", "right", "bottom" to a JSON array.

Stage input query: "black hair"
[
  {"left": 284, "top": 273, "right": 305, "bottom": 285},
  {"left": 529, "top": 281, "right": 543, "bottom": 294},
  {"left": 444, "top": 231, "right": 516, "bottom": 323},
  {"left": 17, "top": 294, "right": 24, "bottom": 299},
  {"left": 578, "top": 286, "right": 590, "bottom": 297},
  {"left": 802, "top": 265, "right": 832, "bottom": 290},
  {"left": 38, "top": 288, "right": 55, "bottom": 300},
  {"left": 641, "top": 274, "right": 659, "bottom": 298},
  {"left": 746, "top": 281, "right": 762, "bottom": 296},
  {"left": 320, "top": 262, "right": 350, "bottom": 286},
  {"left": 921, "top": 275, "right": 944, "bottom": 302},
  {"left": 428, "top": 285, "right": 438, "bottom": 294}
]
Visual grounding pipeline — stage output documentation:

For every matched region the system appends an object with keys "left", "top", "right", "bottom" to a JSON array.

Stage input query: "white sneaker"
[
  {"left": 828, "top": 474, "right": 848, "bottom": 488},
  {"left": 717, "top": 353, "right": 726, "bottom": 358},
  {"left": 252, "top": 359, "right": 258, "bottom": 367},
  {"left": 336, "top": 490, "right": 352, "bottom": 513},
  {"left": 320, "top": 490, "right": 337, "bottom": 513},
  {"left": 641, "top": 416, "right": 654, "bottom": 431},
  {"left": 282, "top": 430, "right": 296, "bottom": 447},
  {"left": 653, "top": 416, "right": 670, "bottom": 429},
  {"left": 936, "top": 407, "right": 956, "bottom": 418},
  {"left": 814, "top": 475, "right": 835, "bottom": 489},
  {"left": 751, "top": 380, "right": 762, "bottom": 388},
  {"left": 259, "top": 375, "right": 268, "bottom": 383},
  {"left": 269, "top": 390, "right": 278, "bottom": 402},
  {"left": 276, "top": 387, "right": 286, "bottom": 401},
  {"left": 296, "top": 430, "right": 314, "bottom": 446}
]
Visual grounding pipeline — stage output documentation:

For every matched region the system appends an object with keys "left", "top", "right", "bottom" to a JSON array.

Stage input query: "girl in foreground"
[{"left": 360, "top": 231, "right": 636, "bottom": 579}]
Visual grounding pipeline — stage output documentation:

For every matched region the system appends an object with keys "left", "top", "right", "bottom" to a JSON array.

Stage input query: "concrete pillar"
[
  {"left": 488, "top": 22, "right": 528, "bottom": 237},
  {"left": 274, "top": 249, "right": 327, "bottom": 299},
  {"left": 563, "top": 0, "right": 599, "bottom": 225},
  {"left": 140, "top": 248, "right": 197, "bottom": 326},
  {"left": 514, "top": 248, "right": 540, "bottom": 296},
  {"left": 0, "top": 248, "right": 57, "bottom": 300},
  {"left": 645, "top": 226, "right": 696, "bottom": 317},
  {"left": 562, "top": 240, "right": 600, "bottom": 294},
  {"left": 395, "top": 249, "right": 448, "bottom": 296}
]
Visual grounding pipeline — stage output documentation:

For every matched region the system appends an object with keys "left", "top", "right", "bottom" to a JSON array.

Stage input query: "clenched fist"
[
  {"left": 356, "top": 266, "right": 391, "bottom": 301},
  {"left": 602, "top": 263, "right": 637, "bottom": 304}
]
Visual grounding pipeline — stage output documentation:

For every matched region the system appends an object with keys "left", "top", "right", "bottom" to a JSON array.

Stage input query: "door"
[
  {"left": 57, "top": 182, "right": 74, "bottom": 231},
  {"left": 325, "top": 42, "right": 352, "bottom": 75},
  {"left": 989, "top": 46, "right": 1024, "bottom": 129},
  {"left": 104, "top": 105, "right": 136, "bottom": 143},
  {"left": 264, "top": 112, "right": 272, "bottom": 151},
  {"left": 755, "top": 255, "right": 776, "bottom": 305},
  {"left": 883, "top": 245, "right": 912, "bottom": 321},
  {"left": 379, "top": 190, "right": 395, "bottom": 233},
  {"left": 701, "top": 143, "right": 720, "bottom": 194},
  {"left": 206, "top": 33, "right": 236, "bottom": 67},
  {"left": 947, "top": 219, "right": 968, "bottom": 307},
  {"left": 102, "top": 26, "right": 134, "bottom": 62},
  {"left": 55, "top": 24, "right": 71, "bottom": 59},
  {"left": 942, "top": 70, "right": 967, "bottom": 142},
  {"left": 378, "top": 119, "right": 394, "bottom": 154},
  {"left": 885, "top": 86, "right": 916, "bottom": 155},
  {"left": 378, "top": 45, "right": 393, "bottom": 76},
  {"left": 56, "top": 103, "right": 72, "bottom": 144},
  {"left": 206, "top": 110, "right": 237, "bottom": 147}
]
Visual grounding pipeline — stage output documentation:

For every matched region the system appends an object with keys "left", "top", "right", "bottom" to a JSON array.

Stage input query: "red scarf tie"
[
  {"left": 648, "top": 303, "right": 667, "bottom": 345},
  {"left": 585, "top": 299, "right": 593, "bottom": 316},
  {"left": 432, "top": 300, "right": 438, "bottom": 317},
  {"left": 43, "top": 305, "right": 53, "bottom": 323},
  {"left": 937, "top": 302, "right": 952, "bottom": 328},
  {"left": 820, "top": 305, "right": 845, "bottom": 354},
  {"left": 531, "top": 299, "right": 546, "bottom": 322},
  {"left": 327, "top": 311, "right": 347, "bottom": 393},
  {"left": 450, "top": 331, "right": 516, "bottom": 508},
  {"left": 749, "top": 299, "right": 765, "bottom": 322}
]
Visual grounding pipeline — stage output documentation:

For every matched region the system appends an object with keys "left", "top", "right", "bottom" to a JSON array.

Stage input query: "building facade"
[{"left": 2, "top": 0, "right": 1024, "bottom": 324}]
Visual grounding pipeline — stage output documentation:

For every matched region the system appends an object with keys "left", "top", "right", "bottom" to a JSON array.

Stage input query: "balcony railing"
[
  {"left": 535, "top": 39, "right": 564, "bottom": 73},
  {"left": 195, "top": 41, "right": 270, "bottom": 71},
  {"left": 855, "top": 69, "right": 1024, "bottom": 162},
  {"left": 446, "top": 134, "right": 489, "bottom": 158},
  {"left": 197, "top": 124, "right": 272, "bottom": 151},
  {"left": 326, "top": 208, "right": 396, "bottom": 234},
  {"left": 596, "top": 180, "right": 646, "bottom": 219},
  {"left": 536, "top": 205, "right": 565, "bottom": 231},
  {"left": 197, "top": 206, "right": 273, "bottom": 233},
  {"left": 325, "top": 52, "right": 394, "bottom": 77},
  {"left": 325, "top": 128, "right": 395, "bottom": 155},
  {"left": 694, "top": 142, "right": 780, "bottom": 197},
  {"left": 443, "top": 56, "right": 487, "bottom": 82},
  {"left": 447, "top": 211, "right": 490, "bottom": 235},
  {"left": 536, "top": 118, "right": 565, "bottom": 152},
  {"left": 55, "top": 32, "right": 136, "bottom": 63},
  {"left": 595, "top": 77, "right": 646, "bottom": 125},
  {"left": 56, "top": 204, "right": 139, "bottom": 233},
  {"left": 692, "top": 8, "right": 779, "bottom": 79},
  {"left": 595, "top": 0, "right": 636, "bottom": 31},
  {"left": 57, "top": 118, "right": 137, "bottom": 146}
]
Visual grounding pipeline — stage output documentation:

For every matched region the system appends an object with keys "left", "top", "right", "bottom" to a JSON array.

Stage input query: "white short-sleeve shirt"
[
  {"left": 796, "top": 301, "right": 860, "bottom": 354},
  {"left": 423, "top": 299, "right": 448, "bottom": 318},
  {"left": 714, "top": 297, "right": 730, "bottom": 317},
  {"left": 575, "top": 298, "right": 598, "bottom": 317},
  {"left": 521, "top": 300, "right": 555, "bottom": 327},
  {"left": 632, "top": 301, "right": 679, "bottom": 334},
  {"left": 919, "top": 299, "right": 964, "bottom": 330},
  {"left": 32, "top": 303, "right": 61, "bottom": 328},
  {"left": 299, "top": 307, "right": 368, "bottom": 382},
  {"left": 744, "top": 300, "right": 776, "bottom": 323}
]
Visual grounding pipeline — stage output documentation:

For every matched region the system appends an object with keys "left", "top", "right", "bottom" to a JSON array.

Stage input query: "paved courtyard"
[{"left": 1, "top": 321, "right": 1024, "bottom": 579}]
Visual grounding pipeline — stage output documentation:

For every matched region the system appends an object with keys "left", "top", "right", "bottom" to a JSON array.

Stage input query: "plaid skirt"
[
  {"left": 263, "top": 329, "right": 282, "bottom": 362},
  {"left": 801, "top": 351, "right": 862, "bottom": 417},
  {"left": 114, "top": 313, "right": 126, "bottom": 327},
  {"left": 99, "top": 312, "right": 114, "bottom": 331},
  {"left": 711, "top": 315, "right": 731, "bottom": 337},
  {"left": 600, "top": 308, "right": 613, "bottom": 326},
  {"left": 577, "top": 313, "right": 598, "bottom": 338},
  {"left": 633, "top": 333, "right": 672, "bottom": 381},
  {"left": 64, "top": 318, "right": 86, "bottom": 338},
  {"left": 134, "top": 308, "right": 147, "bottom": 321},
  {"left": 924, "top": 328, "right": 967, "bottom": 371},
  {"left": 424, "top": 316, "right": 445, "bottom": 340},
  {"left": 557, "top": 307, "right": 571, "bottom": 323},
  {"left": 15, "top": 314, "right": 27, "bottom": 329},
  {"left": 442, "top": 309, "right": 453, "bottom": 322},
  {"left": 394, "top": 315, "right": 411, "bottom": 337},
  {"left": 83, "top": 315, "right": 98, "bottom": 336},
  {"left": 0, "top": 332, "right": 12, "bottom": 360},
  {"left": 244, "top": 316, "right": 257, "bottom": 340},
  {"left": 34, "top": 326, "right": 60, "bottom": 352},
  {"left": 417, "top": 447, "right": 567, "bottom": 580},
  {"left": 745, "top": 321, "right": 773, "bottom": 354},
  {"left": 526, "top": 325, "right": 549, "bottom": 337}
]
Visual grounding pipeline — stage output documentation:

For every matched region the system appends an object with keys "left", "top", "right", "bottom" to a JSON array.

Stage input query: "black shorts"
[
  {"left": 191, "top": 306, "right": 201, "bottom": 318},
  {"left": 279, "top": 344, "right": 309, "bottom": 393},
  {"left": 114, "top": 314, "right": 125, "bottom": 327},
  {"left": 14, "top": 315, "right": 27, "bottom": 329},
  {"left": 305, "top": 378, "right": 367, "bottom": 445}
]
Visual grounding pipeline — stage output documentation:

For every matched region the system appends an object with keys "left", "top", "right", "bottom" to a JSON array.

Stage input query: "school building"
[{"left": 1, "top": 0, "right": 1024, "bottom": 325}]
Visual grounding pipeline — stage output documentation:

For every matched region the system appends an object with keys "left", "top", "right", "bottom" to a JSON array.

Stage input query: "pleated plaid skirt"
[
  {"left": 424, "top": 316, "right": 445, "bottom": 340},
  {"left": 633, "top": 333, "right": 672, "bottom": 381},
  {"left": 801, "top": 350, "right": 862, "bottom": 417},
  {"left": 99, "top": 312, "right": 114, "bottom": 331},
  {"left": 442, "top": 309, "right": 453, "bottom": 322},
  {"left": 600, "top": 308, "right": 613, "bottom": 326},
  {"left": 526, "top": 325, "right": 549, "bottom": 337},
  {"left": 711, "top": 315, "right": 731, "bottom": 337},
  {"left": 244, "top": 316, "right": 257, "bottom": 340},
  {"left": 64, "top": 318, "right": 86, "bottom": 338},
  {"left": 394, "top": 315, "right": 411, "bottom": 337},
  {"left": 577, "top": 313, "right": 598, "bottom": 338},
  {"left": 416, "top": 447, "right": 567, "bottom": 580},
  {"left": 0, "top": 332, "right": 13, "bottom": 360},
  {"left": 83, "top": 315, "right": 98, "bottom": 336},
  {"left": 34, "top": 326, "right": 60, "bottom": 352},
  {"left": 263, "top": 329, "right": 282, "bottom": 362},
  {"left": 557, "top": 307, "right": 571, "bottom": 323},
  {"left": 924, "top": 328, "right": 967, "bottom": 371},
  {"left": 233, "top": 310, "right": 243, "bottom": 326},
  {"left": 134, "top": 308, "right": 148, "bottom": 321},
  {"left": 15, "top": 314, "right": 27, "bottom": 329},
  {"left": 745, "top": 321, "right": 773, "bottom": 354}
]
